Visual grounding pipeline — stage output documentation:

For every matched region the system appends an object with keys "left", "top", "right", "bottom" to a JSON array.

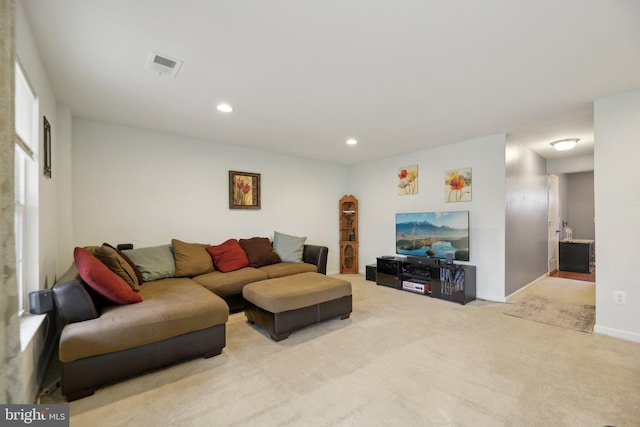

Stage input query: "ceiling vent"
[{"left": 145, "top": 51, "right": 183, "bottom": 78}]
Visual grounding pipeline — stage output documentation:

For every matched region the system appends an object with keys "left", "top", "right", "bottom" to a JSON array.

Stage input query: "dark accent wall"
[{"left": 505, "top": 137, "right": 549, "bottom": 296}]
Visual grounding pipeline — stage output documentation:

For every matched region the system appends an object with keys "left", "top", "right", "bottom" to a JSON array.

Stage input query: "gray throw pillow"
[
  {"left": 123, "top": 244, "right": 175, "bottom": 282},
  {"left": 272, "top": 231, "right": 307, "bottom": 263}
]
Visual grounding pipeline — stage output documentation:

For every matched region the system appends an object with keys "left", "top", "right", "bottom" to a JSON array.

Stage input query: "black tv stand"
[{"left": 376, "top": 256, "right": 476, "bottom": 305}]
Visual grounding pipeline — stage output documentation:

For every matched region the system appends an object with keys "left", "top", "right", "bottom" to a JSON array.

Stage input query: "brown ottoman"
[{"left": 243, "top": 272, "right": 352, "bottom": 341}]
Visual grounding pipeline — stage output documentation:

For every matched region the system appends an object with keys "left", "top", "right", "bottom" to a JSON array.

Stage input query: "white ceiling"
[{"left": 21, "top": 0, "right": 640, "bottom": 165}]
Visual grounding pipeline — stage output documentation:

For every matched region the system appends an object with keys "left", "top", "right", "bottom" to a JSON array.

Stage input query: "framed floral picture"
[
  {"left": 229, "top": 171, "right": 261, "bottom": 209},
  {"left": 445, "top": 168, "right": 472, "bottom": 202},
  {"left": 398, "top": 165, "right": 418, "bottom": 195}
]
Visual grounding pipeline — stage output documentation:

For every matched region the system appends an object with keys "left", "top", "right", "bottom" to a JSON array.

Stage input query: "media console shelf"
[{"left": 376, "top": 256, "right": 476, "bottom": 305}]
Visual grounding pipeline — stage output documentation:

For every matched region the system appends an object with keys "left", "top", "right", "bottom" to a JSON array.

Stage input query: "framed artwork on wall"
[
  {"left": 229, "top": 171, "right": 261, "bottom": 209},
  {"left": 445, "top": 167, "right": 472, "bottom": 202},
  {"left": 398, "top": 165, "right": 418, "bottom": 195},
  {"left": 43, "top": 116, "right": 52, "bottom": 178}
]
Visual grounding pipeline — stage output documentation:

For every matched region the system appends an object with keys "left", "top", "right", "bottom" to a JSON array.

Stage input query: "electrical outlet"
[{"left": 613, "top": 291, "right": 626, "bottom": 305}]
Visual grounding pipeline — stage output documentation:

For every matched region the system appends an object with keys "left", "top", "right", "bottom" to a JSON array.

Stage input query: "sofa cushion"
[
  {"left": 58, "top": 278, "right": 229, "bottom": 362},
  {"left": 272, "top": 231, "right": 307, "bottom": 262},
  {"left": 258, "top": 262, "right": 317, "bottom": 279},
  {"left": 238, "top": 237, "right": 281, "bottom": 268},
  {"left": 172, "top": 239, "right": 214, "bottom": 277},
  {"left": 123, "top": 245, "right": 175, "bottom": 282},
  {"left": 192, "top": 268, "right": 268, "bottom": 296},
  {"left": 74, "top": 247, "right": 143, "bottom": 305},
  {"left": 94, "top": 244, "right": 141, "bottom": 291},
  {"left": 206, "top": 239, "right": 250, "bottom": 273}
]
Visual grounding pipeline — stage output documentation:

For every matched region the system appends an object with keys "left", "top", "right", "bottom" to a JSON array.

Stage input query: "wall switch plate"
[{"left": 613, "top": 291, "right": 626, "bottom": 305}]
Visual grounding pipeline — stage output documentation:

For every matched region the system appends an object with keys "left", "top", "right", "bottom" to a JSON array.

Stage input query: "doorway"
[
  {"left": 548, "top": 174, "right": 560, "bottom": 274},
  {"left": 550, "top": 269, "right": 596, "bottom": 282},
  {"left": 546, "top": 172, "right": 595, "bottom": 308},
  {"left": 551, "top": 171, "right": 596, "bottom": 283}
]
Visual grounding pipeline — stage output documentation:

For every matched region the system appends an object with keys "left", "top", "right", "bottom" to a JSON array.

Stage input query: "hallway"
[{"left": 550, "top": 267, "right": 595, "bottom": 283}]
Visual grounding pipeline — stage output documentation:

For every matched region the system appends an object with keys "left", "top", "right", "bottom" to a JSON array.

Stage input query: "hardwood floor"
[{"left": 549, "top": 267, "right": 595, "bottom": 282}]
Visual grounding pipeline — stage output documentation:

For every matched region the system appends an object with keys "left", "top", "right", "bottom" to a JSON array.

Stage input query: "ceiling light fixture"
[
  {"left": 216, "top": 103, "right": 233, "bottom": 113},
  {"left": 550, "top": 138, "right": 579, "bottom": 151},
  {"left": 346, "top": 139, "right": 358, "bottom": 145}
]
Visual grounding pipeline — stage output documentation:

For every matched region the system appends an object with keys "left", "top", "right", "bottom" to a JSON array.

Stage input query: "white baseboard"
[
  {"left": 505, "top": 273, "right": 549, "bottom": 303},
  {"left": 594, "top": 324, "right": 640, "bottom": 343},
  {"left": 476, "top": 293, "right": 507, "bottom": 303}
]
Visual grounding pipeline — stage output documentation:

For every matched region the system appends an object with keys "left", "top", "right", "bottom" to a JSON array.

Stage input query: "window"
[
  {"left": 15, "top": 146, "right": 28, "bottom": 313},
  {"left": 14, "top": 61, "right": 38, "bottom": 315}
]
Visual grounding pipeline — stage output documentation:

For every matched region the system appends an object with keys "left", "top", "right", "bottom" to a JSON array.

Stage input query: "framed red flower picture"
[{"left": 229, "top": 171, "right": 261, "bottom": 209}]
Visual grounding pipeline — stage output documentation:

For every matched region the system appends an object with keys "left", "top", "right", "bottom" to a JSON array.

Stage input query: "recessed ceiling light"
[
  {"left": 346, "top": 139, "right": 358, "bottom": 145},
  {"left": 550, "top": 138, "right": 579, "bottom": 151},
  {"left": 217, "top": 103, "right": 233, "bottom": 113}
]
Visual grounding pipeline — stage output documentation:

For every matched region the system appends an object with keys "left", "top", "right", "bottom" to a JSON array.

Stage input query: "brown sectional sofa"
[{"left": 53, "top": 242, "right": 328, "bottom": 401}]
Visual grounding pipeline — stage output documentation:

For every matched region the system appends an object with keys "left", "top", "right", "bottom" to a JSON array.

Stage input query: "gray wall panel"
[{"left": 505, "top": 137, "right": 549, "bottom": 296}]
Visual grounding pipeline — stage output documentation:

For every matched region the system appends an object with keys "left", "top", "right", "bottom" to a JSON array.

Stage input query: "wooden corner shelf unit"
[{"left": 339, "top": 195, "right": 358, "bottom": 274}]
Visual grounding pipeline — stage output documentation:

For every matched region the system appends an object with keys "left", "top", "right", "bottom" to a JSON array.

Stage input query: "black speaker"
[
  {"left": 365, "top": 264, "right": 377, "bottom": 281},
  {"left": 29, "top": 289, "right": 54, "bottom": 314}
]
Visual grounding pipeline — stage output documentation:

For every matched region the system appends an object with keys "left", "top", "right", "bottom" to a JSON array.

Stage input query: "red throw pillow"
[
  {"left": 74, "top": 247, "right": 143, "bottom": 305},
  {"left": 206, "top": 239, "right": 250, "bottom": 273}
]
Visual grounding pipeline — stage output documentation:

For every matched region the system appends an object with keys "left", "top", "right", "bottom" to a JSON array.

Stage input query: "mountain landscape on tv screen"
[{"left": 396, "top": 218, "right": 469, "bottom": 261}]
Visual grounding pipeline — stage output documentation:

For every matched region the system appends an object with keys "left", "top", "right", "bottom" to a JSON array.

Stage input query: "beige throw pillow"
[{"left": 172, "top": 238, "right": 215, "bottom": 277}]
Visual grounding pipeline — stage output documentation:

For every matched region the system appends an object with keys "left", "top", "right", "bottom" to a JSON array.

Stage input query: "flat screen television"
[{"left": 395, "top": 211, "right": 469, "bottom": 261}]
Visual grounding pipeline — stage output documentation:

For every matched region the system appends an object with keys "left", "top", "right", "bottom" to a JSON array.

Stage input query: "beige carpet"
[
  {"left": 504, "top": 295, "right": 596, "bottom": 332},
  {"left": 511, "top": 276, "right": 596, "bottom": 305},
  {"left": 42, "top": 275, "right": 640, "bottom": 427}
]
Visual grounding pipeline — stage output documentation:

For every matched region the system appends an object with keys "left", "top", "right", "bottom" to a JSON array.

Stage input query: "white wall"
[
  {"left": 72, "top": 119, "right": 348, "bottom": 274},
  {"left": 349, "top": 133, "right": 507, "bottom": 302},
  {"left": 55, "top": 105, "right": 74, "bottom": 275},
  {"left": 594, "top": 89, "right": 640, "bottom": 342},
  {"left": 547, "top": 154, "right": 594, "bottom": 174}
]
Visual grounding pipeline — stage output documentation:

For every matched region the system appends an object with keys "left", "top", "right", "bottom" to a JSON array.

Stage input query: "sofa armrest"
[
  {"left": 302, "top": 244, "right": 328, "bottom": 275},
  {"left": 53, "top": 279, "right": 99, "bottom": 325}
]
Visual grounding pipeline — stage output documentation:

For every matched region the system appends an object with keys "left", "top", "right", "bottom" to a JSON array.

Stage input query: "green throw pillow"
[
  {"left": 123, "top": 245, "right": 175, "bottom": 282},
  {"left": 272, "top": 231, "right": 307, "bottom": 263}
]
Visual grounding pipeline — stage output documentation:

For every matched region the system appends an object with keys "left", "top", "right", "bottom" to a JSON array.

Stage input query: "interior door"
[{"left": 548, "top": 174, "right": 560, "bottom": 273}]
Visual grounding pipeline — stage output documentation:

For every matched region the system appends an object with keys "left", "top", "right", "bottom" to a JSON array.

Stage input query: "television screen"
[{"left": 396, "top": 211, "right": 469, "bottom": 261}]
